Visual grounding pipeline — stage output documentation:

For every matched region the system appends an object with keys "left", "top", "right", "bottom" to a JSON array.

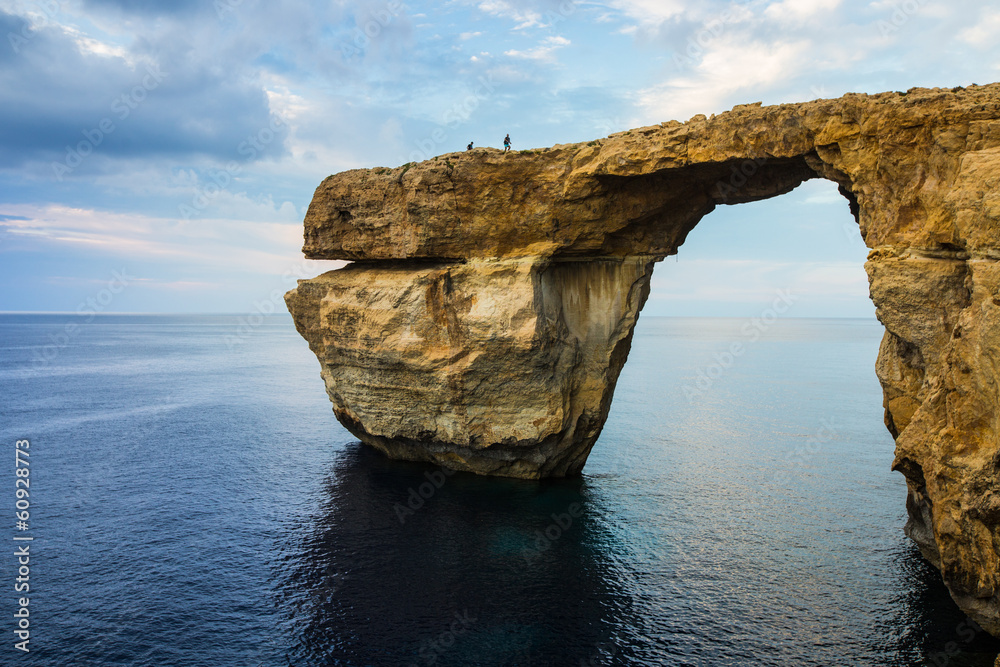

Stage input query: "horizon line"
[{"left": 0, "top": 311, "right": 880, "bottom": 320}]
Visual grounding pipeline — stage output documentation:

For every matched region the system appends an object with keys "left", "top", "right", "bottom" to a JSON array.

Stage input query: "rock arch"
[{"left": 286, "top": 84, "right": 1000, "bottom": 634}]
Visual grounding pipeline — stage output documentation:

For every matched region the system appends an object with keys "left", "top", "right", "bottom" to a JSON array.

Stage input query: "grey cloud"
[{"left": 0, "top": 8, "right": 287, "bottom": 173}]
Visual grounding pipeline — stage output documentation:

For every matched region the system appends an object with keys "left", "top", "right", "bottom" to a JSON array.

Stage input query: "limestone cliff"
[
  {"left": 286, "top": 256, "right": 654, "bottom": 477},
  {"left": 287, "top": 84, "right": 1000, "bottom": 635}
]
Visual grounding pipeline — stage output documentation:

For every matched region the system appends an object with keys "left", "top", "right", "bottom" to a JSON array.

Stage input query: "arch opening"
[
  {"left": 587, "top": 154, "right": 859, "bottom": 260},
  {"left": 580, "top": 178, "right": 988, "bottom": 658}
]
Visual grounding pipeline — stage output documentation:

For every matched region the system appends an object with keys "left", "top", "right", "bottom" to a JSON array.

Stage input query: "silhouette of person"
[
  {"left": 503, "top": 134, "right": 511, "bottom": 152},
  {"left": 467, "top": 141, "right": 474, "bottom": 151}
]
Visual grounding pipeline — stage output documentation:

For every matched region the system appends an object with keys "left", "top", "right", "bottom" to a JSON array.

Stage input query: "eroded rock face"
[
  {"left": 286, "top": 256, "right": 655, "bottom": 478},
  {"left": 287, "top": 84, "right": 1000, "bottom": 634}
]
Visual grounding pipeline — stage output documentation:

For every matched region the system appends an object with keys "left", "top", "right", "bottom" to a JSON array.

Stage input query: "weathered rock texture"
[
  {"left": 286, "top": 256, "right": 655, "bottom": 477},
  {"left": 287, "top": 84, "right": 1000, "bottom": 635}
]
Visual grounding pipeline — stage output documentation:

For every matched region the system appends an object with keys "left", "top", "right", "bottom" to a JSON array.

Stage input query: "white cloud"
[
  {"left": 67, "top": 32, "right": 131, "bottom": 61},
  {"left": 262, "top": 76, "right": 312, "bottom": 123},
  {"left": 804, "top": 188, "right": 847, "bottom": 205},
  {"left": 477, "top": 0, "right": 543, "bottom": 29},
  {"left": 0, "top": 204, "right": 342, "bottom": 278},
  {"left": 606, "top": 0, "right": 687, "bottom": 26},
  {"left": 636, "top": 38, "right": 812, "bottom": 122},
  {"left": 959, "top": 9, "right": 1000, "bottom": 47},
  {"left": 764, "top": 0, "right": 841, "bottom": 25},
  {"left": 693, "top": 38, "right": 811, "bottom": 88},
  {"left": 504, "top": 36, "right": 571, "bottom": 62}
]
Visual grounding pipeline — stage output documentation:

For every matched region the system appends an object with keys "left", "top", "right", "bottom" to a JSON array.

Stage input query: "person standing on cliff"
[{"left": 503, "top": 134, "right": 511, "bottom": 152}]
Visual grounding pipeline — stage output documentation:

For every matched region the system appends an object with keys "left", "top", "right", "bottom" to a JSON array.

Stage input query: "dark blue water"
[{"left": 1, "top": 314, "right": 998, "bottom": 666}]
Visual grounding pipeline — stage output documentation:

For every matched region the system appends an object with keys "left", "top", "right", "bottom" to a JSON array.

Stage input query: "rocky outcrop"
[
  {"left": 286, "top": 84, "right": 1000, "bottom": 635},
  {"left": 285, "top": 256, "right": 654, "bottom": 477}
]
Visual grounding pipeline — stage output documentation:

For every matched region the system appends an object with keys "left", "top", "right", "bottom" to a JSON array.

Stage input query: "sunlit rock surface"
[
  {"left": 287, "top": 84, "right": 1000, "bottom": 635},
  {"left": 285, "top": 256, "right": 654, "bottom": 478}
]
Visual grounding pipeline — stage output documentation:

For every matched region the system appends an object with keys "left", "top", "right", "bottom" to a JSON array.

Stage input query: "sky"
[{"left": 1, "top": 0, "right": 998, "bottom": 317}]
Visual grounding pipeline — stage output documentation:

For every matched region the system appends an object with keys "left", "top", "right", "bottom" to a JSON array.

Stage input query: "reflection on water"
[{"left": 280, "top": 445, "right": 631, "bottom": 666}]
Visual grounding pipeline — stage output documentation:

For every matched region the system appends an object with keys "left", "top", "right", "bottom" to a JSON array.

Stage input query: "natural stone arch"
[{"left": 286, "top": 85, "right": 1000, "bottom": 634}]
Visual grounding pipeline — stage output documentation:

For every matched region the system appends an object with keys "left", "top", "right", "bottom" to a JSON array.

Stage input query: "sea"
[{"left": 1, "top": 313, "right": 998, "bottom": 666}]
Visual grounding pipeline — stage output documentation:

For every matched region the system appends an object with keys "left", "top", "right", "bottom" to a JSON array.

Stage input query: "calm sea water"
[{"left": 1, "top": 314, "right": 998, "bottom": 666}]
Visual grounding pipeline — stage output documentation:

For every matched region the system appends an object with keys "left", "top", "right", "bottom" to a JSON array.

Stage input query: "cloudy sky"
[{"left": 1, "top": 0, "right": 997, "bottom": 316}]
